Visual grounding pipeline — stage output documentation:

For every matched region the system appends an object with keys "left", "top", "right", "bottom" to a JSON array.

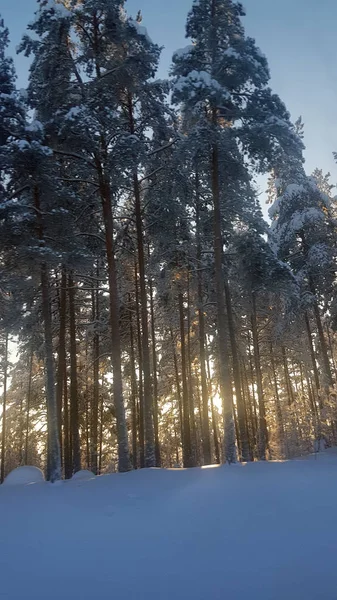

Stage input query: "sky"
[{"left": 2, "top": 0, "right": 337, "bottom": 189}]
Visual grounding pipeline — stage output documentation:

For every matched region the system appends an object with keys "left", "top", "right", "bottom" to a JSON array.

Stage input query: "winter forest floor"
[{"left": 2, "top": 452, "right": 337, "bottom": 600}]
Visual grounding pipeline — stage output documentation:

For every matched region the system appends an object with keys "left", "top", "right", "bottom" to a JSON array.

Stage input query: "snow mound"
[
  {"left": 71, "top": 469, "right": 96, "bottom": 481},
  {"left": 2, "top": 455, "right": 337, "bottom": 599},
  {"left": 3, "top": 466, "right": 45, "bottom": 486}
]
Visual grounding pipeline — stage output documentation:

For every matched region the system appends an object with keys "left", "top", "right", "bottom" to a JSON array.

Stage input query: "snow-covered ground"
[{"left": 2, "top": 452, "right": 337, "bottom": 600}]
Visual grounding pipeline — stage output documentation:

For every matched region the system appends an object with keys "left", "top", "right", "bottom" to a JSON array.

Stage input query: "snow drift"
[{"left": 2, "top": 452, "right": 337, "bottom": 599}]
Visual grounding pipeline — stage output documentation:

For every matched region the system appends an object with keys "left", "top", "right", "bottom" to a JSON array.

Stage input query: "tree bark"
[
  {"left": 270, "top": 343, "right": 286, "bottom": 458},
  {"left": 33, "top": 186, "right": 61, "bottom": 481},
  {"left": 98, "top": 171, "right": 130, "bottom": 472},
  {"left": 68, "top": 272, "right": 81, "bottom": 474},
  {"left": 196, "top": 181, "right": 211, "bottom": 464},
  {"left": 304, "top": 312, "right": 320, "bottom": 394},
  {"left": 149, "top": 278, "right": 161, "bottom": 467},
  {"left": 24, "top": 349, "right": 33, "bottom": 466},
  {"left": 223, "top": 277, "right": 250, "bottom": 461},
  {"left": 41, "top": 264, "right": 62, "bottom": 482},
  {"left": 179, "top": 292, "right": 194, "bottom": 467},
  {"left": 127, "top": 94, "right": 155, "bottom": 467},
  {"left": 211, "top": 132, "right": 236, "bottom": 463},
  {"left": 251, "top": 293, "right": 267, "bottom": 460},
  {"left": 63, "top": 366, "right": 72, "bottom": 480},
  {"left": 129, "top": 297, "right": 138, "bottom": 469},
  {"left": 56, "top": 267, "right": 67, "bottom": 470},
  {"left": 1, "top": 333, "right": 8, "bottom": 483},
  {"left": 135, "top": 264, "right": 145, "bottom": 468},
  {"left": 90, "top": 275, "right": 100, "bottom": 475}
]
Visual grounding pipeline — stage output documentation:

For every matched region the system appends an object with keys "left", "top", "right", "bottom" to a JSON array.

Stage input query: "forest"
[{"left": 0, "top": 0, "right": 336, "bottom": 483}]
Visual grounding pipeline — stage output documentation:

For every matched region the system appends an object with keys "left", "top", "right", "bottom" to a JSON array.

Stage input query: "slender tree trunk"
[
  {"left": 135, "top": 264, "right": 145, "bottom": 468},
  {"left": 24, "top": 349, "right": 33, "bottom": 466},
  {"left": 99, "top": 172, "right": 130, "bottom": 472},
  {"left": 282, "top": 346, "right": 295, "bottom": 406},
  {"left": 195, "top": 170, "right": 211, "bottom": 464},
  {"left": 309, "top": 282, "right": 333, "bottom": 388},
  {"left": 270, "top": 343, "right": 286, "bottom": 458},
  {"left": 211, "top": 397, "right": 221, "bottom": 465},
  {"left": 1, "top": 333, "right": 8, "bottom": 482},
  {"left": 206, "top": 350, "right": 220, "bottom": 464},
  {"left": 68, "top": 272, "right": 81, "bottom": 474},
  {"left": 56, "top": 267, "right": 67, "bottom": 471},
  {"left": 34, "top": 186, "right": 61, "bottom": 482},
  {"left": 196, "top": 243, "right": 211, "bottom": 462},
  {"left": 171, "top": 328, "right": 184, "bottom": 440},
  {"left": 242, "top": 356, "right": 256, "bottom": 458},
  {"left": 41, "top": 264, "right": 61, "bottom": 482},
  {"left": 129, "top": 298, "right": 138, "bottom": 469},
  {"left": 127, "top": 93, "right": 155, "bottom": 467},
  {"left": 211, "top": 130, "right": 236, "bottom": 463},
  {"left": 223, "top": 278, "right": 250, "bottom": 461},
  {"left": 179, "top": 292, "right": 194, "bottom": 467},
  {"left": 90, "top": 274, "right": 100, "bottom": 475},
  {"left": 186, "top": 270, "right": 198, "bottom": 464},
  {"left": 19, "top": 390, "right": 24, "bottom": 465},
  {"left": 98, "top": 395, "right": 104, "bottom": 475},
  {"left": 304, "top": 312, "right": 320, "bottom": 394},
  {"left": 63, "top": 367, "right": 72, "bottom": 480},
  {"left": 251, "top": 293, "right": 267, "bottom": 460},
  {"left": 149, "top": 278, "right": 161, "bottom": 467},
  {"left": 326, "top": 325, "right": 337, "bottom": 385},
  {"left": 84, "top": 339, "right": 90, "bottom": 469},
  {"left": 198, "top": 317, "right": 212, "bottom": 465}
]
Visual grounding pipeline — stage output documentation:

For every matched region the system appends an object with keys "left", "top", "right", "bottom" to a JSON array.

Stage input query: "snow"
[
  {"left": 224, "top": 47, "right": 241, "bottom": 59},
  {"left": 71, "top": 469, "right": 95, "bottom": 481},
  {"left": 129, "top": 20, "right": 153, "bottom": 44},
  {"left": 26, "top": 119, "right": 44, "bottom": 133},
  {"left": 65, "top": 106, "right": 83, "bottom": 121},
  {"left": 41, "top": 0, "right": 71, "bottom": 19},
  {"left": 174, "top": 70, "right": 229, "bottom": 100},
  {"left": 2, "top": 453, "right": 337, "bottom": 599},
  {"left": 173, "top": 45, "right": 194, "bottom": 59},
  {"left": 3, "top": 466, "right": 45, "bottom": 486}
]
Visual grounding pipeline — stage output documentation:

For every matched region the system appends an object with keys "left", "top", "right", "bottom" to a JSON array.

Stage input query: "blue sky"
[{"left": 2, "top": 0, "right": 337, "bottom": 188}]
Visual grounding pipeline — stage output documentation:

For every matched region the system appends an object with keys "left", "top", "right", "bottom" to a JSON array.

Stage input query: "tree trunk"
[
  {"left": 223, "top": 278, "right": 250, "bottom": 461},
  {"left": 149, "top": 278, "right": 161, "bottom": 467},
  {"left": 56, "top": 267, "right": 67, "bottom": 471},
  {"left": 1, "top": 333, "right": 8, "bottom": 482},
  {"left": 196, "top": 195, "right": 211, "bottom": 463},
  {"left": 270, "top": 343, "right": 286, "bottom": 459},
  {"left": 282, "top": 346, "right": 295, "bottom": 406},
  {"left": 179, "top": 292, "right": 194, "bottom": 467},
  {"left": 127, "top": 94, "right": 155, "bottom": 467},
  {"left": 129, "top": 297, "right": 138, "bottom": 469},
  {"left": 311, "top": 293, "right": 333, "bottom": 388},
  {"left": 34, "top": 186, "right": 61, "bottom": 482},
  {"left": 171, "top": 328, "right": 184, "bottom": 442},
  {"left": 251, "top": 293, "right": 267, "bottom": 460},
  {"left": 98, "top": 395, "right": 104, "bottom": 475},
  {"left": 63, "top": 367, "right": 72, "bottom": 480},
  {"left": 90, "top": 274, "right": 100, "bottom": 475},
  {"left": 187, "top": 269, "right": 198, "bottom": 464},
  {"left": 68, "top": 272, "right": 81, "bottom": 474},
  {"left": 41, "top": 264, "right": 62, "bottom": 482},
  {"left": 99, "top": 172, "right": 130, "bottom": 472},
  {"left": 24, "top": 349, "right": 33, "bottom": 466},
  {"left": 304, "top": 312, "right": 320, "bottom": 394},
  {"left": 211, "top": 133, "right": 236, "bottom": 463},
  {"left": 135, "top": 263, "right": 145, "bottom": 468},
  {"left": 195, "top": 170, "right": 212, "bottom": 464}
]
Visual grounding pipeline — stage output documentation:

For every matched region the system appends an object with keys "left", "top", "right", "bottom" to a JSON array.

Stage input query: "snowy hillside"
[{"left": 2, "top": 453, "right": 337, "bottom": 600}]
